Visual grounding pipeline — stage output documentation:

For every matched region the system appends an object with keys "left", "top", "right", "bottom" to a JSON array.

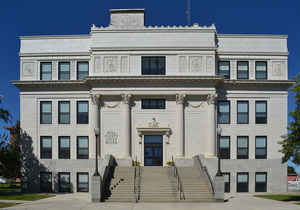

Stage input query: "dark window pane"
[
  {"left": 40, "top": 172, "right": 52, "bottom": 192},
  {"left": 59, "top": 101, "right": 70, "bottom": 124},
  {"left": 40, "top": 62, "right": 52, "bottom": 80},
  {"left": 40, "top": 137, "right": 52, "bottom": 159},
  {"left": 237, "top": 61, "right": 249, "bottom": 79},
  {"left": 218, "top": 61, "right": 230, "bottom": 79},
  {"left": 59, "top": 172, "right": 71, "bottom": 192},
  {"left": 218, "top": 101, "right": 230, "bottom": 124},
  {"left": 219, "top": 136, "right": 230, "bottom": 159},
  {"left": 40, "top": 102, "right": 52, "bottom": 124},
  {"left": 256, "top": 173, "right": 267, "bottom": 192},
  {"left": 59, "top": 62, "right": 70, "bottom": 80},
  {"left": 237, "top": 136, "right": 248, "bottom": 159},
  {"left": 77, "top": 137, "right": 89, "bottom": 159},
  {"left": 77, "top": 62, "right": 89, "bottom": 80},
  {"left": 142, "top": 56, "right": 166, "bottom": 75},
  {"left": 223, "top": 173, "right": 230, "bottom": 193},
  {"left": 77, "top": 101, "right": 89, "bottom": 124},
  {"left": 237, "top": 173, "right": 249, "bottom": 192},
  {"left": 141, "top": 99, "right": 166, "bottom": 109},
  {"left": 59, "top": 137, "right": 70, "bottom": 159},
  {"left": 256, "top": 136, "right": 267, "bottom": 159},
  {"left": 237, "top": 101, "right": 249, "bottom": 124},
  {"left": 256, "top": 61, "right": 267, "bottom": 79},
  {"left": 77, "top": 173, "right": 89, "bottom": 192},
  {"left": 256, "top": 101, "right": 267, "bottom": 124}
]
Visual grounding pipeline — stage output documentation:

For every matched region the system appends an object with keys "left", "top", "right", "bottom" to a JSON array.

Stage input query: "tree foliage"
[
  {"left": 0, "top": 97, "right": 10, "bottom": 123},
  {"left": 279, "top": 75, "right": 300, "bottom": 164},
  {"left": 288, "top": 166, "right": 296, "bottom": 174}
]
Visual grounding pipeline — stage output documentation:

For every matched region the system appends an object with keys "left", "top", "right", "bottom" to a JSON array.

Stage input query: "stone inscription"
[{"left": 105, "top": 131, "right": 119, "bottom": 144}]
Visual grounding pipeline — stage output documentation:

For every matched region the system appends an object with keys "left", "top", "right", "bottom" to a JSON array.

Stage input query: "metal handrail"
[
  {"left": 133, "top": 157, "right": 141, "bottom": 203},
  {"left": 172, "top": 156, "right": 185, "bottom": 200},
  {"left": 194, "top": 155, "right": 215, "bottom": 194}
]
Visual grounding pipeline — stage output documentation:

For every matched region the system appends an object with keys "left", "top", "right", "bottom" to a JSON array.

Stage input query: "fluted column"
[
  {"left": 121, "top": 94, "right": 132, "bottom": 158},
  {"left": 176, "top": 94, "right": 186, "bottom": 157},
  {"left": 207, "top": 93, "right": 217, "bottom": 157}
]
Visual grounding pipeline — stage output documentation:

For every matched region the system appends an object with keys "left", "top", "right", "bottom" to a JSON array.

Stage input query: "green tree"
[
  {"left": 288, "top": 166, "right": 296, "bottom": 174},
  {"left": 0, "top": 96, "right": 10, "bottom": 123},
  {"left": 279, "top": 75, "right": 300, "bottom": 165}
]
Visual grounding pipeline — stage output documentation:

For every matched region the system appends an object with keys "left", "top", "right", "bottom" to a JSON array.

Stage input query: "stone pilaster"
[
  {"left": 207, "top": 93, "right": 217, "bottom": 157},
  {"left": 121, "top": 94, "right": 132, "bottom": 158},
  {"left": 176, "top": 94, "right": 186, "bottom": 157},
  {"left": 90, "top": 93, "right": 101, "bottom": 157}
]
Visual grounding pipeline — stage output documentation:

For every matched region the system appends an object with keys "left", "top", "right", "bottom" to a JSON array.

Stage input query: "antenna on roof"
[{"left": 186, "top": 0, "right": 191, "bottom": 25}]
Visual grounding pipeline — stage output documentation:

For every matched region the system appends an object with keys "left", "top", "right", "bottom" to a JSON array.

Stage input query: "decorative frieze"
[
  {"left": 179, "top": 56, "right": 188, "bottom": 72},
  {"left": 190, "top": 56, "right": 202, "bottom": 72},
  {"left": 206, "top": 56, "right": 213, "bottom": 72},
  {"left": 104, "top": 56, "right": 118, "bottom": 73},
  {"left": 272, "top": 61, "right": 285, "bottom": 77},
  {"left": 120, "top": 56, "right": 129, "bottom": 73},
  {"left": 94, "top": 57, "right": 101, "bottom": 73},
  {"left": 22, "top": 62, "right": 35, "bottom": 77}
]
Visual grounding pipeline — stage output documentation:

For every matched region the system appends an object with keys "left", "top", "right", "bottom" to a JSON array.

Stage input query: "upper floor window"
[
  {"left": 218, "top": 101, "right": 230, "bottom": 124},
  {"left": 223, "top": 173, "right": 230, "bottom": 193},
  {"left": 237, "top": 136, "right": 249, "bottom": 159},
  {"left": 256, "top": 136, "right": 267, "bottom": 159},
  {"left": 58, "top": 62, "right": 70, "bottom": 80},
  {"left": 142, "top": 56, "right": 165, "bottom": 75},
  {"left": 237, "top": 61, "right": 249, "bottom": 79},
  {"left": 58, "top": 136, "right": 70, "bottom": 159},
  {"left": 218, "top": 61, "right": 230, "bottom": 79},
  {"left": 77, "top": 136, "right": 89, "bottom": 159},
  {"left": 237, "top": 172, "right": 249, "bottom": 192},
  {"left": 141, "top": 99, "right": 165, "bottom": 109},
  {"left": 255, "top": 172, "right": 267, "bottom": 192},
  {"left": 40, "top": 101, "right": 52, "bottom": 124},
  {"left": 256, "top": 61, "right": 267, "bottom": 80},
  {"left": 77, "top": 62, "right": 89, "bottom": 80},
  {"left": 219, "top": 136, "right": 230, "bottom": 159},
  {"left": 40, "top": 136, "right": 52, "bottom": 159},
  {"left": 237, "top": 101, "right": 249, "bottom": 124},
  {"left": 40, "top": 62, "right": 52, "bottom": 80},
  {"left": 256, "top": 101, "right": 267, "bottom": 124},
  {"left": 77, "top": 101, "right": 89, "bottom": 124},
  {"left": 58, "top": 101, "right": 70, "bottom": 124}
]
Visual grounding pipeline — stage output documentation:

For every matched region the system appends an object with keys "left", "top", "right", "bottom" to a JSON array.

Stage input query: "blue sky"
[{"left": 0, "top": 0, "right": 299, "bottom": 166}]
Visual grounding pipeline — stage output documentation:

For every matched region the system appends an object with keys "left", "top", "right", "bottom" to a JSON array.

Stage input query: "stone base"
[
  {"left": 116, "top": 158, "right": 132, "bottom": 166},
  {"left": 91, "top": 175, "right": 102, "bottom": 202},
  {"left": 174, "top": 158, "right": 194, "bottom": 167},
  {"left": 214, "top": 175, "right": 224, "bottom": 202}
]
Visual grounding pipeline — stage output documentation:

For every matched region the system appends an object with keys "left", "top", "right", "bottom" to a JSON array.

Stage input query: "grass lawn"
[
  {"left": 254, "top": 194, "right": 300, "bottom": 202},
  {"left": 0, "top": 202, "right": 20, "bottom": 208},
  {"left": 0, "top": 194, "right": 55, "bottom": 201},
  {"left": 0, "top": 184, "right": 21, "bottom": 194}
]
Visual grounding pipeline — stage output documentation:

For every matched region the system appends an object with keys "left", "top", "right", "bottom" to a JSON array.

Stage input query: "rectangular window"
[
  {"left": 77, "top": 172, "right": 89, "bottom": 192},
  {"left": 141, "top": 99, "right": 166, "bottom": 109},
  {"left": 77, "top": 101, "right": 89, "bottom": 124},
  {"left": 218, "top": 101, "right": 230, "bottom": 124},
  {"left": 256, "top": 136, "right": 267, "bottom": 159},
  {"left": 58, "top": 62, "right": 70, "bottom": 80},
  {"left": 40, "top": 136, "right": 52, "bottom": 159},
  {"left": 58, "top": 136, "right": 70, "bottom": 159},
  {"left": 40, "top": 172, "right": 52, "bottom": 192},
  {"left": 237, "top": 101, "right": 249, "bottom": 124},
  {"left": 218, "top": 61, "right": 230, "bottom": 79},
  {"left": 40, "top": 62, "right": 52, "bottom": 80},
  {"left": 237, "top": 61, "right": 249, "bottom": 79},
  {"left": 223, "top": 173, "right": 230, "bottom": 193},
  {"left": 40, "top": 101, "right": 52, "bottom": 124},
  {"left": 142, "top": 56, "right": 166, "bottom": 75},
  {"left": 219, "top": 136, "right": 230, "bottom": 159},
  {"left": 58, "top": 101, "right": 70, "bottom": 124},
  {"left": 77, "top": 136, "right": 89, "bottom": 159},
  {"left": 256, "top": 101, "right": 267, "bottom": 124},
  {"left": 58, "top": 172, "right": 71, "bottom": 193},
  {"left": 237, "top": 172, "right": 249, "bottom": 192},
  {"left": 77, "top": 61, "right": 89, "bottom": 80},
  {"left": 255, "top": 172, "right": 267, "bottom": 192},
  {"left": 237, "top": 136, "right": 249, "bottom": 159},
  {"left": 256, "top": 61, "right": 267, "bottom": 79}
]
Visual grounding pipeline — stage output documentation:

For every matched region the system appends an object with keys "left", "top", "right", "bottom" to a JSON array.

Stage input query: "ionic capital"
[
  {"left": 176, "top": 94, "right": 186, "bottom": 105},
  {"left": 90, "top": 93, "right": 101, "bottom": 105},
  {"left": 206, "top": 93, "right": 218, "bottom": 105},
  {"left": 121, "top": 94, "right": 132, "bottom": 104}
]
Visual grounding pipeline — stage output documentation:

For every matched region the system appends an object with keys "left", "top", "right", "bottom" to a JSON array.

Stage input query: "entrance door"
[{"left": 144, "top": 135, "right": 163, "bottom": 166}]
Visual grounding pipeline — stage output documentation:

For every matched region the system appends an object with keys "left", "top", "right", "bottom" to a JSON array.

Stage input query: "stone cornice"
[
  {"left": 217, "top": 34, "right": 288, "bottom": 39},
  {"left": 90, "top": 47, "right": 217, "bottom": 51},
  {"left": 216, "top": 51, "right": 289, "bottom": 56},
  {"left": 19, "top": 34, "right": 90, "bottom": 40},
  {"left": 19, "top": 52, "right": 91, "bottom": 57},
  {"left": 222, "top": 79, "right": 295, "bottom": 90}
]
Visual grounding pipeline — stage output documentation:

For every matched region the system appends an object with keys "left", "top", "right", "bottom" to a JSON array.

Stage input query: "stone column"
[
  {"left": 207, "top": 93, "right": 217, "bottom": 157},
  {"left": 121, "top": 94, "right": 132, "bottom": 158},
  {"left": 91, "top": 94, "right": 101, "bottom": 158},
  {"left": 176, "top": 94, "right": 186, "bottom": 157}
]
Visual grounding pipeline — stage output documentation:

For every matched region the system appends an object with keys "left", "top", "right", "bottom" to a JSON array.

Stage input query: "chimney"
[{"left": 109, "top": 9, "right": 145, "bottom": 29}]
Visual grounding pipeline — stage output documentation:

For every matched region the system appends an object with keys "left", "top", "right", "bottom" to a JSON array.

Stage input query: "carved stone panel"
[
  {"left": 206, "top": 56, "right": 213, "bottom": 72},
  {"left": 105, "top": 130, "right": 119, "bottom": 144},
  {"left": 94, "top": 56, "right": 101, "bottom": 73},
  {"left": 179, "top": 56, "right": 188, "bottom": 72},
  {"left": 110, "top": 13, "right": 144, "bottom": 29},
  {"left": 22, "top": 62, "right": 35, "bottom": 77},
  {"left": 104, "top": 56, "right": 118, "bottom": 73},
  {"left": 272, "top": 61, "right": 284, "bottom": 77},
  {"left": 189, "top": 56, "right": 202, "bottom": 72},
  {"left": 121, "top": 56, "right": 129, "bottom": 73}
]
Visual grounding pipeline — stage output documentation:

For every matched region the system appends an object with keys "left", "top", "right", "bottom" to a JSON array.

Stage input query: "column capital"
[
  {"left": 90, "top": 93, "right": 101, "bottom": 105},
  {"left": 206, "top": 93, "right": 218, "bottom": 105},
  {"left": 121, "top": 94, "right": 132, "bottom": 104},
  {"left": 176, "top": 94, "right": 186, "bottom": 104}
]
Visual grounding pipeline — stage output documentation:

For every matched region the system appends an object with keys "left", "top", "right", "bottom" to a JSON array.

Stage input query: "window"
[
  {"left": 77, "top": 172, "right": 89, "bottom": 192},
  {"left": 218, "top": 61, "right": 230, "bottom": 79},
  {"left": 256, "top": 136, "right": 267, "bottom": 159},
  {"left": 77, "top": 136, "right": 89, "bottom": 159},
  {"left": 40, "top": 62, "right": 52, "bottom": 80},
  {"left": 58, "top": 101, "right": 70, "bottom": 124},
  {"left": 256, "top": 61, "right": 267, "bottom": 79},
  {"left": 40, "top": 172, "right": 52, "bottom": 192},
  {"left": 237, "top": 172, "right": 249, "bottom": 192},
  {"left": 255, "top": 172, "right": 267, "bottom": 192},
  {"left": 58, "top": 62, "right": 70, "bottom": 80},
  {"left": 40, "top": 101, "right": 52, "bottom": 124},
  {"left": 219, "top": 136, "right": 230, "bottom": 159},
  {"left": 237, "top": 61, "right": 249, "bottom": 79},
  {"left": 256, "top": 101, "right": 267, "bottom": 124},
  {"left": 223, "top": 173, "right": 230, "bottom": 193},
  {"left": 77, "top": 101, "right": 88, "bottom": 124},
  {"left": 40, "top": 136, "right": 52, "bottom": 159},
  {"left": 59, "top": 136, "right": 70, "bottom": 159},
  {"left": 58, "top": 172, "right": 71, "bottom": 192},
  {"left": 237, "top": 101, "right": 249, "bottom": 124},
  {"left": 237, "top": 136, "right": 249, "bottom": 159},
  {"left": 141, "top": 99, "right": 166, "bottom": 109},
  {"left": 142, "top": 56, "right": 166, "bottom": 75},
  {"left": 77, "top": 62, "right": 89, "bottom": 80},
  {"left": 218, "top": 101, "right": 230, "bottom": 124}
]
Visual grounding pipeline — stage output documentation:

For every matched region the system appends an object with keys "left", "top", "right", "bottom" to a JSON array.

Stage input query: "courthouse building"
[{"left": 13, "top": 9, "right": 293, "bottom": 194}]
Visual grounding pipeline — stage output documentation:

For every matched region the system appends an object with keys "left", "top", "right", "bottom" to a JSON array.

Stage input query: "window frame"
[
  {"left": 58, "top": 101, "right": 70, "bottom": 124},
  {"left": 141, "top": 99, "right": 166, "bottom": 109},
  {"left": 77, "top": 101, "right": 89, "bottom": 124},
  {"left": 237, "top": 101, "right": 249, "bottom": 124},
  {"left": 77, "top": 172, "right": 89, "bottom": 192},
  {"left": 58, "top": 136, "right": 70, "bottom": 159},
  {"left": 218, "top": 61, "right": 230, "bottom": 79},
  {"left": 40, "top": 172, "right": 52, "bottom": 193},
  {"left": 217, "top": 100, "right": 231, "bottom": 124},
  {"left": 255, "top": 172, "right": 267, "bottom": 192},
  {"left": 255, "top": 61, "right": 268, "bottom": 80},
  {"left": 255, "top": 101, "right": 267, "bottom": 124},
  {"left": 58, "top": 61, "right": 70, "bottom": 80},
  {"left": 141, "top": 56, "right": 166, "bottom": 75},
  {"left": 255, "top": 136, "right": 267, "bottom": 159},
  {"left": 76, "top": 61, "right": 89, "bottom": 80},
  {"left": 219, "top": 136, "right": 230, "bottom": 159},
  {"left": 40, "top": 62, "right": 52, "bottom": 80},
  {"left": 40, "top": 101, "right": 52, "bottom": 124},
  {"left": 40, "top": 136, "right": 52, "bottom": 159},
  {"left": 223, "top": 172, "right": 230, "bottom": 193},
  {"left": 237, "top": 136, "right": 249, "bottom": 159},
  {"left": 237, "top": 61, "right": 249, "bottom": 79},
  {"left": 237, "top": 172, "right": 249, "bottom": 193},
  {"left": 77, "top": 136, "right": 89, "bottom": 159},
  {"left": 58, "top": 172, "right": 71, "bottom": 193}
]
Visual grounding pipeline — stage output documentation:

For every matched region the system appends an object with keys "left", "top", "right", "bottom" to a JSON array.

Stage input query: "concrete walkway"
[{"left": 2, "top": 193, "right": 300, "bottom": 210}]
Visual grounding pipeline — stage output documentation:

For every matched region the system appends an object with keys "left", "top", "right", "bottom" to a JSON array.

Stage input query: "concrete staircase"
[{"left": 178, "top": 167, "right": 214, "bottom": 202}]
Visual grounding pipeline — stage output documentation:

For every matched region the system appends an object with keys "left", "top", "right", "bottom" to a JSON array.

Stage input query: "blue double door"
[{"left": 144, "top": 135, "right": 163, "bottom": 166}]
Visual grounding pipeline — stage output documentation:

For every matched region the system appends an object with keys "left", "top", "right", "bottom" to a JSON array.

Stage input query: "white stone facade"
[{"left": 14, "top": 9, "right": 293, "bottom": 193}]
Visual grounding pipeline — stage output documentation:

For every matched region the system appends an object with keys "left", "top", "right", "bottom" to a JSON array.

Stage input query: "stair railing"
[
  {"left": 172, "top": 156, "right": 185, "bottom": 200},
  {"left": 133, "top": 156, "right": 141, "bottom": 203},
  {"left": 194, "top": 155, "right": 215, "bottom": 194}
]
